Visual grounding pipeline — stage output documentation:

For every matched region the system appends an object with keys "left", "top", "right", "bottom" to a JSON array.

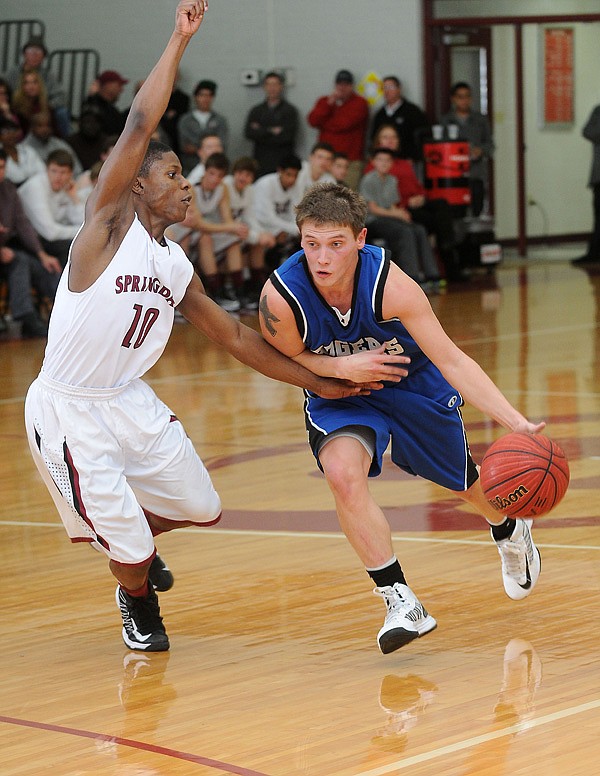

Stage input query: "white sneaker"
[
  {"left": 494, "top": 518, "right": 541, "bottom": 600},
  {"left": 373, "top": 583, "right": 437, "bottom": 654}
]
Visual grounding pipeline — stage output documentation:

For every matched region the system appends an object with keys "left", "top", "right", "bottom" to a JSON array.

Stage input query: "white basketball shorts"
[{"left": 24, "top": 374, "right": 221, "bottom": 564}]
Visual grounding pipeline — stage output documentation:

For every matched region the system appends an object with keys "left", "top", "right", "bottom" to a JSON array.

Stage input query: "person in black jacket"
[{"left": 370, "top": 76, "right": 430, "bottom": 163}]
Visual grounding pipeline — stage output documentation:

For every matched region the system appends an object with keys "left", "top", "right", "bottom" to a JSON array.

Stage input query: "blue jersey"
[{"left": 271, "top": 244, "right": 477, "bottom": 491}]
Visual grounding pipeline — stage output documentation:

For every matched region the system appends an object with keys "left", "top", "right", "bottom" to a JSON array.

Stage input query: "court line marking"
[
  {"left": 0, "top": 715, "right": 269, "bottom": 776},
  {"left": 354, "top": 698, "right": 600, "bottom": 775},
  {"left": 1, "top": 521, "right": 599, "bottom": 551}
]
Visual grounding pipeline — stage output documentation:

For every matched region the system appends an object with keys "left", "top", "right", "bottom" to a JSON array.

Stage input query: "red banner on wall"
[{"left": 543, "top": 27, "right": 574, "bottom": 126}]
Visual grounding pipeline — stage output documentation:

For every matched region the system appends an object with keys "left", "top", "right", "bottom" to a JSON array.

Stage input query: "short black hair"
[
  {"left": 232, "top": 156, "right": 259, "bottom": 176},
  {"left": 204, "top": 152, "right": 229, "bottom": 173},
  {"left": 310, "top": 142, "right": 335, "bottom": 156},
  {"left": 263, "top": 71, "right": 284, "bottom": 84},
  {"left": 138, "top": 140, "right": 172, "bottom": 177},
  {"left": 370, "top": 146, "right": 395, "bottom": 159},
  {"left": 47, "top": 149, "right": 74, "bottom": 169},
  {"left": 0, "top": 148, "right": 7, "bottom": 162},
  {"left": 277, "top": 154, "right": 302, "bottom": 171},
  {"left": 451, "top": 81, "right": 471, "bottom": 95},
  {"left": 194, "top": 79, "right": 217, "bottom": 95},
  {"left": 383, "top": 75, "right": 401, "bottom": 88}
]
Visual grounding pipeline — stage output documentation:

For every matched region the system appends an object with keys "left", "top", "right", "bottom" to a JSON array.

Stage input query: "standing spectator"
[
  {"left": 296, "top": 142, "right": 336, "bottom": 195},
  {"left": 159, "top": 70, "right": 190, "bottom": 154},
  {"left": 82, "top": 70, "right": 129, "bottom": 137},
  {"left": 307, "top": 70, "right": 369, "bottom": 190},
  {"left": 0, "top": 148, "right": 61, "bottom": 337},
  {"left": 0, "top": 116, "right": 45, "bottom": 186},
  {"left": 66, "top": 107, "right": 107, "bottom": 170},
  {"left": 360, "top": 147, "right": 441, "bottom": 289},
  {"left": 177, "top": 79, "right": 228, "bottom": 175},
  {"left": 253, "top": 154, "right": 303, "bottom": 267},
  {"left": 572, "top": 103, "right": 600, "bottom": 266},
  {"left": 440, "top": 82, "right": 494, "bottom": 217},
  {"left": 370, "top": 76, "right": 430, "bottom": 163},
  {"left": 17, "top": 149, "right": 85, "bottom": 266},
  {"left": 4, "top": 36, "right": 71, "bottom": 138},
  {"left": 22, "top": 111, "right": 83, "bottom": 176},
  {"left": 244, "top": 71, "right": 299, "bottom": 177}
]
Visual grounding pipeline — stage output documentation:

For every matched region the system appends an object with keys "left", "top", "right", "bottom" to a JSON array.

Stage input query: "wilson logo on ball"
[{"left": 487, "top": 484, "right": 530, "bottom": 512}]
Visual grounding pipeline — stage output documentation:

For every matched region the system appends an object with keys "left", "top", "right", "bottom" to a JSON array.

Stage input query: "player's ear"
[
  {"left": 132, "top": 177, "right": 144, "bottom": 196},
  {"left": 356, "top": 227, "right": 367, "bottom": 249}
]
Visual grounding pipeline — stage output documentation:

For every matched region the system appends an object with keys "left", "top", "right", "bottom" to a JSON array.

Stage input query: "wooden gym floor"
[{"left": 1, "top": 255, "right": 599, "bottom": 775}]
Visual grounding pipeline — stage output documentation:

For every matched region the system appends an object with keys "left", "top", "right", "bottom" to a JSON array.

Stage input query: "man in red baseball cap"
[{"left": 82, "top": 70, "right": 130, "bottom": 137}]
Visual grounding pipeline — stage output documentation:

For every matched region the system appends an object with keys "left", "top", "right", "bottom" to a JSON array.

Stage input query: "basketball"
[{"left": 480, "top": 432, "right": 570, "bottom": 518}]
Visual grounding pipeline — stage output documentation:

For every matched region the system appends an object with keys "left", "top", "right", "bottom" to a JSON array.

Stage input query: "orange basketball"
[{"left": 480, "top": 432, "right": 570, "bottom": 518}]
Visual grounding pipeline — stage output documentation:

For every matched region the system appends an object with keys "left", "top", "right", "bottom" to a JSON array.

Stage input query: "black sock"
[
  {"left": 490, "top": 517, "right": 517, "bottom": 542},
  {"left": 366, "top": 558, "right": 407, "bottom": 588}
]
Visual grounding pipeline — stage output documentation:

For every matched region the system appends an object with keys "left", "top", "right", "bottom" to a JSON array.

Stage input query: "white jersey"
[
  {"left": 223, "top": 175, "right": 261, "bottom": 244},
  {"left": 41, "top": 214, "right": 194, "bottom": 388},
  {"left": 296, "top": 161, "right": 335, "bottom": 195},
  {"left": 253, "top": 171, "right": 302, "bottom": 237}
]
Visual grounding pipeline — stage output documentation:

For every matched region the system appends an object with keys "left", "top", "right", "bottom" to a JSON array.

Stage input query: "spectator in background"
[
  {"left": 177, "top": 79, "right": 228, "bottom": 175},
  {"left": 440, "top": 82, "right": 494, "bottom": 217},
  {"left": 11, "top": 70, "right": 53, "bottom": 136},
  {"left": 0, "top": 79, "right": 20, "bottom": 126},
  {"left": 17, "top": 149, "right": 85, "bottom": 267},
  {"left": 359, "top": 147, "right": 441, "bottom": 290},
  {"left": 0, "top": 148, "right": 61, "bottom": 337},
  {"left": 296, "top": 142, "right": 336, "bottom": 195},
  {"left": 366, "top": 123, "right": 464, "bottom": 281},
  {"left": 82, "top": 70, "right": 128, "bottom": 137},
  {"left": 4, "top": 36, "right": 71, "bottom": 138},
  {"left": 22, "top": 111, "right": 83, "bottom": 176},
  {"left": 224, "top": 156, "right": 276, "bottom": 307},
  {"left": 331, "top": 152, "right": 350, "bottom": 186},
  {"left": 572, "top": 103, "right": 600, "bottom": 266},
  {"left": 307, "top": 69, "right": 369, "bottom": 191},
  {"left": 159, "top": 69, "right": 190, "bottom": 154},
  {"left": 370, "top": 76, "right": 430, "bottom": 163},
  {"left": 75, "top": 135, "right": 116, "bottom": 201},
  {"left": 186, "top": 132, "right": 223, "bottom": 185},
  {"left": 244, "top": 71, "right": 299, "bottom": 177},
  {"left": 253, "top": 154, "right": 303, "bottom": 268},
  {"left": 66, "top": 106, "right": 107, "bottom": 170},
  {"left": 0, "top": 116, "right": 45, "bottom": 186}
]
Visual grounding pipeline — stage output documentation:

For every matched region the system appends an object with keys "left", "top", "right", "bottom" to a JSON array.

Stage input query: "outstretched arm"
[
  {"left": 178, "top": 275, "right": 369, "bottom": 399},
  {"left": 70, "top": 1, "right": 207, "bottom": 287}
]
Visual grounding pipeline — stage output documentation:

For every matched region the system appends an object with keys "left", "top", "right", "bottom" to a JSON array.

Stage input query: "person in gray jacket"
[
  {"left": 440, "top": 82, "right": 494, "bottom": 217},
  {"left": 177, "top": 79, "right": 228, "bottom": 174},
  {"left": 572, "top": 103, "right": 600, "bottom": 265}
]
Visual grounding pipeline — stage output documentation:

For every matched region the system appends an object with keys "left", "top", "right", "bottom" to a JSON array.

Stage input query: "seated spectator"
[
  {"left": 75, "top": 134, "right": 116, "bottom": 201},
  {"left": 66, "top": 106, "right": 107, "bottom": 170},
  {"left": 331, "top": 152, "right": 350, "bottom": 186},
  {"left": 4, "top": 36, "right": 71, "bottom": 138},
  {"left": 168, "top": 152, "right": 247, "bottom": 311},
  {"left": 370, "top": 76, "right": 430, "bottom": 163},
  {"left": 0, "top": 79, "right": 20, "bottom": 127},
  {"left": 359, "top": 147, "right": 441, "bottom": 289},
  {"left": 0, "top": 116, "right": 45, "bottom": 186},
  {"left": 367, "top": 124, "right": 464, "bottom": 281},
  {"left": 160, "top": 70, "right": 190, "bottom": 154},
  {"left": 177, "top": 80, "right": 228, "bottom": 175},
  {"left": 82, "top": 70, "right": 128, "bottom": 137},
  {"left": 11, "top": 70, "right": 53, "bottom": 136},
  {"left": 244, "top": 71, "right": 299, "bottom": 177},
  {"left": 224, "top": 156, "right": 276, "bottom": 308},
  {"left": 296, "top": 142, "right": 336, "bottom": 195},
  {"left": 22, "top": 111, "right": 83, "bottom": 176},
  {"left": 253, "top": 154, "right": 303, "bottom": 268},
  {"left": 17, "top": 149, "right": 85, "bottom": 267},
  {"left": 0, "top": 148, "right": 61, "bottom": 337},
  {"left": 186, "top": 132, "right": 223, "bottom": 185}
]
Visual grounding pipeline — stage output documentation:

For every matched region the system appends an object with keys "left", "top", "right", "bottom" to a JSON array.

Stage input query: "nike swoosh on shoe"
[{"left": 519, "top": 556, "right": 532, "bottom": 590}]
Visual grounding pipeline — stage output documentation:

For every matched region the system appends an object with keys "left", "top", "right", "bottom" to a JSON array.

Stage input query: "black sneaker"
[
  {"left": 116, "top": 584, "right": 170, "bottom": 651},
  {"left": 149, "top": 554, "right": 174, "bottom": 592}
]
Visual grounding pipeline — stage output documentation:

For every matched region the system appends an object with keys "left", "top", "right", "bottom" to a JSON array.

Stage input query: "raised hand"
[{"left": 175, "top": 0, "right": 208, "bottom": 37}]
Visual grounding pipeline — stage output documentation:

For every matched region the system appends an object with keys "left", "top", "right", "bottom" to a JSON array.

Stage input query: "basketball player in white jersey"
[{"left": 24, "top": 1, "right": 407, "bottom": 652}]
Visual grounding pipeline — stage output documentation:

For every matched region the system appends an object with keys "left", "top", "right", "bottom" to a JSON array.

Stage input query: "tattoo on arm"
[{"left": 259, "top": 294, "right": 280, "bottom": 337}]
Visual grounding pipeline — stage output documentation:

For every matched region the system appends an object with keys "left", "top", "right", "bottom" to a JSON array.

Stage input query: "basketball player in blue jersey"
[
  {"left": 259, "top": 182, "right": 546, "bottom": 655},
  {"left": 24, "top": 3, "right": 404, "bottom": 653}
]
